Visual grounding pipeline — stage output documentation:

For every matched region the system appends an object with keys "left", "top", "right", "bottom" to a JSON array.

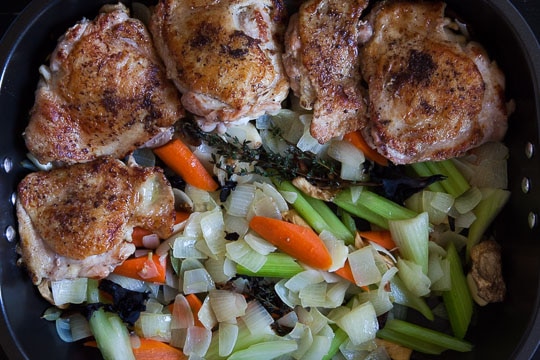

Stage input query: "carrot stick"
[
  {"left": 132, "top": 339, "right": 187, "bottom": 360},
  {"left": 113, "top": 253, "right": 167, "bottom": 283},
  {"left": 249, "top": 216, "right": 333, "bottom": 270},
  {"left": 185, "top": 294, "right": 204, "bottom": 327},
  {"left": 153, "top": 138, "right": 219, "bottom": 191},
  {"left": 358, "top": 230, "right": 397, "bottom": 250},
  {"left": 175, "top": 211, "right": 190, "bottom": 224},
  {"left": 343, "top": 131, "right": 389, "bottom": 166}
]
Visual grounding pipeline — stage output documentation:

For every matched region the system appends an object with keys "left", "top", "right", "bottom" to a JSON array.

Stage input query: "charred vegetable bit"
[{"left": 92, "top": 279, "right": 149, "bottom": 326}]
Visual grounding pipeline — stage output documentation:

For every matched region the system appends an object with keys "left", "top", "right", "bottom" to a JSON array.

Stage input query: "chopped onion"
[
  {"left": 270, "top": 109, "right": 305, "bottom": 144},
  {"left": 242, "top": 301, "right": 274, "bottom": 335},
  {"left": 42, "top": 307, "right": 62, "bottom": 321},
  {"left": 396, "top": 258, "right": 431, "bottom": 297},
  {"left": 356, "top": 290, "right": 393, "bottom": 317},
  {"left": 225, "top": 122, "right": 262, "bottom": 149},
  {"left": 274, "top": 279, "right": 300, "bottom": 308},
  {"left": 304, "top": 334, "right": 332, "bottom": 359},
  {"left": 285, "top": 270, "right": 325, "bottom": 293},
  {"left": 172, "top": 235, "right": 206, "bottom": 259},
  {"left": 299, "top": 282, "right": 328, "bottom": 307},
  {"left": 183, "top": 326, "right": 212, "bottom": 357},
  {"left": 224, "top": 184, "right": 256, "bottom": 217},
  {"left": 141, "top": 234, "right": 160, "bottom": 249},
  {"left": 431, "top": 258, "right": 451, "bottom": 291},
  {"left": 328, "top": 139, "right": 365, "bottom": 165},
  {"left": 277, "top": 310, "right": 299, "bottom": 329},
  {"left": 224, "top": 213, "right": 249, "bottom": 238},
  {"left": 259, "top": 182, "right": 289, "bottom": 212},
  {"left": 183, "top": 268, "right": 215, "bottom": 294},
  {"left": 285, "top": 323, "right": 313, "bottom": 359},
  {"left": 219, "top": 322, "right": 239, "bottom": 357},
  {"left": 297, "top": 114, "right": 327, "bottom": 155},
  {"left": 51, "top": 278, "right": 88, "bottom": 306},
  {"left": 324, "top": 281, "right": 350, "bottom": 309},
  {"left": 208, "top": 289, "right": 248, "bottom": 323},
  {"left": 198, "top": 295, "right": 218, "bottom": 330},
  {"left": 172, "top": 294, "right": 195, "bottom": 329},
  {"left": 244, "top": 232, "right": 277, "bottom": 255},
  {"left": 247, "top": 190, "right": 281, "bottom": 220},
  {"left": 135, "top": 312, "right": 172, "bottom": 342},
  {"left": 347, "top": 246, "right": 382, "bottom": 287},
  {"left": 340, "top": 161, "right": 366, "bottom": 181},
  {"left": 106, "top": 274, "right": 147, "bottom": 292},
  {"left": 319, "top": 230, "right": 348, "bottom": 272},
  {"left": 56, "top": 313, "right": 92, "bottom": 343},
  {"left": 336, "top": 301, "right": 378, "bottom": 346},
  {"left": 226, "top": 239, "right": 267, "bottom": 273},
  {"left": 200, "top": 209, "right": 226, "bottom": 255},
  {"left": 454, "top": 186, "right": 482, "bottom": 214}
]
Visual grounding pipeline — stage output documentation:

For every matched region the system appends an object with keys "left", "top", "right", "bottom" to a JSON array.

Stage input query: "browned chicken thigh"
[
  {"left": 24, "top": 3, "right": 183, "bottom": 165},
  {"left": 149, "top": 0, "right": 290, "bottom": 131},
  {"left": 16, "top": 157, "right": 176, "bottom": 288},
  {"left": 359, "top": 0, "right": 510, "bottom": 164},
  {"left": 283, "top": 0, "right": 369, "bottom": 144}
]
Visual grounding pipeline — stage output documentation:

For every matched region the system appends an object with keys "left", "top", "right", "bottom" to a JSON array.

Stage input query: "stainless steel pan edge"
[{"left": 0, "top": 0, "right": 538, "bottom": 359}]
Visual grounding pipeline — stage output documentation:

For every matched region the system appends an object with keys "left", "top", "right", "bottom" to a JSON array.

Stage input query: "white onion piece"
[
  {"left": 142, "top": 234, "right": 161, "bottom": 249},
  {"left": 224, "top": 184, "right": 256, "bottom": 217},
  {"left": 42, "top": 307, "right": 62, "bottom": 321},
  {"left": 340, "top": 162, "right": 366, "bottom": 181},
  {"left": 347, "top": 246, "right": 382, "bottom": 287},
  {"left": 224, "top": 213, "right": 249, "bottom": 238},
  {"left": 204, "top": 257, "right": 235, "bottom": 284},
  {"left": 285, "top": 270, "right": 324, "bottom": 293},
  {"left": 279, "top": 190, "right": 298, "bottom": 204},
  {"left": 208, "top": 289, "right": 247, "bottom": 323},
  {"left": 56, "top": 313, "right": 92, "bottom": 343},
  {"left": 218, "top": 322, "right": 239, "bottom": 357},
  {"left": 226, "top": 340, "right": 298, "bottom": 359},
  {"left": 244, "top": 232, "right": 277, "bottom": 255},
  {"left": 319, "top": 230, "right": 348, "bottom": 272},
  {"left": 134, "top": 249, "right": 151, "bottom": 258},
  {"left": 145, "top": 298, "right": 164, "bottom": 314},
  {"left": 172, "top": 235, "right": 206, "bottom": 259},
  {"left": 453, "top": 210, "right": 477, "bottom": 229},
  {"left": 225, "top": 239, "right": 267, "bottom": 273},
  {"left": 396, "top": 258, "right": 431, "bottom": 297},
  {"left": 274, "top": 279, "right": 300, "bottom": 308},
  {"left": 270, "top": 109, "right": 305, "bottom": 144},
  {"left": 325, "top": 281, "right": 350, "bottom": 309},
  {"left": 183, "top": 326, "right": 212, "bottom": 357},
  {"left": 357, "top": 291, "right": 393, "bottom": 317},
  {"left": 156, "top": 237, "right": 175, "bottom": 257},
  {"left": 277, "top": 310, "right": 298, "bottom": 329},
  {"left": 454, "top": 186, "right": 482, "bottom": 214},
  {"left": 305, "top": 307, "right": 330, "bottom": 335},
  {"left": 336, "top": 301, "right": 378, "bottom": 346},
  {"left": 225, "top": 122, "right": 262, "bottom": 149},
  {"left": 106, "top": 274, "right": 147, "bottom": 292},
  {"left": 285, "top": 323, "right": 313, "bottom": 359},
  {"left": 242, "top": 301, "right": 274, "bottom": 335},
  {"left": 349, "top": 186, "right": 364, "bottom": 203},
  {"left": 247, "top": 190, "right": 281, "bottom": 220},
  {"left": 297, "top": 114, "right": 327, "bottom": 155},
  {"left": 299, "top": 282, "right": 328, "bottom": 307},
  {"left": 172, "top": 294, "right": 195, "bottom": 329},
  {"left": 431, "top": 258, "right": 451, "bottom": 291},
  {"left": 51, "top": 278, "right": 88, "bottom": 306},
  {"left": 327, "top": 140, "right": 365, "bottom": 165},
  {"left": 200, "top": 209, "right": 226, "bottom": 255},
  {"left": 259, "top": 182, "right": 289, "bottom": 212},
  {"left": 173, "top": 188, "right": 193, "bottom": 212},
  {"left": 135, "top": 312, "right": 172, "bottom": 342},
  {"left": 198, "top": 296, "right": 218, "bottom": 330},
  {"left": 304, "top": 334, "right": 332, "bottom": 360},
  {"left": 183, "top": 268, "right": 215, "bottom": 294}
]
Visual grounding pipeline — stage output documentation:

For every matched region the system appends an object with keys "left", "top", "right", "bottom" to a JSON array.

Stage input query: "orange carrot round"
[
  {"left": 113, "top": 254, "right": 167, "bottom": 283},
  {"left": 249, "top": 216, "right": 333, "bottom": 270},
  {"left": 153, "top": 138, "right": 219, "bottom": 191},
  {"left": 343, "top": 131, "right": 389, "bottom": 166},
  {"left": 132, "top": 339, "right": 186, "bottom": 360}
]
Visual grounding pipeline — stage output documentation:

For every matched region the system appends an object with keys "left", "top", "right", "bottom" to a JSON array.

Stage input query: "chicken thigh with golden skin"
[
  {"left": 24, "top": 3, "right": 183, "bottom": 165},
  {"left": 359, "top": 0, "right": 510, "bottom": 164},
  {"left": 16, "top": 157, "right": 176, "bottom": 287},
  {"left": 149, "top": 0, "right": 289, "bottom": 131},
  {"left": 283, "top": 0, "right": 369, "bottom": 144}
]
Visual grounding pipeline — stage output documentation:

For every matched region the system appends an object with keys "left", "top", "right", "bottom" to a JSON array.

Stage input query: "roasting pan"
[{"left": 0, "top": 0, "right": 539, "bottom": 359}]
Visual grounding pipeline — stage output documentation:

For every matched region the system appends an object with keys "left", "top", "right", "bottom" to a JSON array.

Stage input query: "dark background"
[{"left": 0, "top": 0, "right": 538, "bottom": 359}]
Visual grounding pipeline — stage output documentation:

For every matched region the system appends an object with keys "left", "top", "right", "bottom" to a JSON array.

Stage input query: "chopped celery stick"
[
  {"left": 377, "top": 328, "right": 445, "bottom": 355},
  {"left": 304, "top": 195, "right": 354, "bottom": 244},
  {"left": 89, "top": 308, "right": 135, "bottom": 360},
  {"left": 443, "top": 242, "right": 473, "bottom": 339},
  {"left": 409, "top": 162, "right": 446, "bottom": 193},
  {"left": 322, "top": 327, "right": 348, "bottom": 360},
  {"left": 388, "top": 212, "right": 429, "bottom": 274},
  {"left": 86, "top": 278, "right": 101, "bottom": 303},
  {"left": 390, "top": 276, "right": 434, "bottom": 321},
  {"left": 333, "top": 196, "right": 389, "bottom": 229},
  {"left": 340, "top": 210, "right": 357, "bottom": 235},
  {"left": 236, "top": 252, "right": 303, "bottom": 278},
  {"left": 384, "top": 319, "right": 473, "bottom": 352},
  {"left": 274, "top": 180, "right": 331, "bottom": 233},
  {"left": 466, "top": 188, "right": 510, "bottom": 258},
  {"left": 227, "top": 340, "right": 298, "bottom": 360},
  {"left": 425, "top": 160, "right": 470, "bottom": 197}
]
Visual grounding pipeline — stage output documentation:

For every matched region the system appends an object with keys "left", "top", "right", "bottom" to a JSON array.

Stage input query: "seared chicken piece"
[
  {"left": 359, "top": 0, "right": 510, "bottom": 164},
  {"left": 283, "top": 0, "right": 369, "bottom": 144},
  {"left": 467, "top": 240, "right": 506, "bottom": 305},
  {"left": 16, "top": 157, "right": 176, "bottom": 287},
  {"left": 24, "top": 3, "right": 183, "bottom": 165},
  {"left": 149, "top": 0, "right": 289, "bottom": 131}
]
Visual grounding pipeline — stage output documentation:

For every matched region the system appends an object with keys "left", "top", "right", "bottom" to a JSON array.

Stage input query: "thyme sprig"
[{"left": 179, "top": 120, "right": 348, "bottom": 188}]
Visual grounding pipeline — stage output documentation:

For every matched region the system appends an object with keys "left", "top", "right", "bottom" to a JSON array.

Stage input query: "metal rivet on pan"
[
  {"left": 4, "top": 225, "right": 16, "bottom": 242},
  {"left": 521, "top": 177, "right": 531, "bottom": 193},
  {"left": 525, "top": 142, "right": 535, "bottom": 159},
  {"left": 1, "top": 157, "right": 13, "bottom": 173},
  {"left": 528, "top": 212, "right": 538, "bottom": 229},
  {"left": 10, "top": 192, "right": 17, "bottom": 206}
]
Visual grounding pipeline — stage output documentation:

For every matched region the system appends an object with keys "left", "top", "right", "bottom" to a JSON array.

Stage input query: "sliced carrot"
[
  {"left": 132, "top": 339, "right": 186, "bottom": 360},
  {"left": 249, "top": 216, "right": 332, "bottom": 270},
  {"left": 358, "top": 230, "right": 397, "bottom": 250},
  {"left": 85, "top": 339, "right": 186, "bottom": 359},
  {"left": 153, "top": 138, "right": 219, "bottom": 192},
  {"left": 113, "top": 253, "right": 167, "bottom": 283},
  {"left": 175, "top": 211, "right": 191, "bottom": 224},
  {"left": 185, "top": 294, "right": 204, "bottom": 327},
  {"left": 132, "top": 227, "right": 154, "bottom": 248},
  {"left": 343, "top": 130, "right": 389, "bottom": 166}
]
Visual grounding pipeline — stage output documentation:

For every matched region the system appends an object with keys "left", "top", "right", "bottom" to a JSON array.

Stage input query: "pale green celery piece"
[
  {"left": 466, "top": 188, "right": 510, "bottom": 259},
  {"left": 424, "top": 160, "right": 470, "bottom": 198},
  {"left": 377, "top": 328, "right": 445, "bottom": 355},
  {"left": 390, "top": 276, "right": 434, "bottom": 321},
  {"left": 409, "top": 162, "right": 446, "bottom": 193},
  {"left": 340, "top": 210, "right": 357, "bottom": 235},
  {"left": 235, "top": 252, "right": 303, "bottom": 278},
  {"left": 274, "top": 180, "right": 330, "bottom": 233},
  {"left": 227, "top": 340, "right": 298, "bottom": 360},
  {"left": 384, "top": 319, "right": 473, "bottom": 352},
  {"left": 303, "top": 195, "right": 355, "bottom": 244},
  {"left": 388, "top": 212, "right": 430, "bottom": 274},
  {"left": 333, "top": 194, "right": 389, "bottom": 229},
  {"left": 322, "top": 327, "right": 348, "bottom": 360},
  {"left": 86, "top": 278, "right": 101, "bottom": 304},
  {"left": 88, "top": 308, "right": 135, "bottom": 360},
  {"left": 443, "top": 241, "right": 473, "bottom": 339}
]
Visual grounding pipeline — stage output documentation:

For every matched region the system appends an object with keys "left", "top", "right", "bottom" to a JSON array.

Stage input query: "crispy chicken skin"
[
  {"left": 16, "top": 157, "right": 176, "bottom": 286},
  {"left": 283, "top": 0, "right": 369, "bottom": 144},
  {"left": 149, "top": 0, "right": 289, "bottom": 131},
  {"left": 359, "top": 0, "right": 509, "bottom": 164},
  {"left": 24, "top": 3, "right": 183, "bottom": 165}
]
